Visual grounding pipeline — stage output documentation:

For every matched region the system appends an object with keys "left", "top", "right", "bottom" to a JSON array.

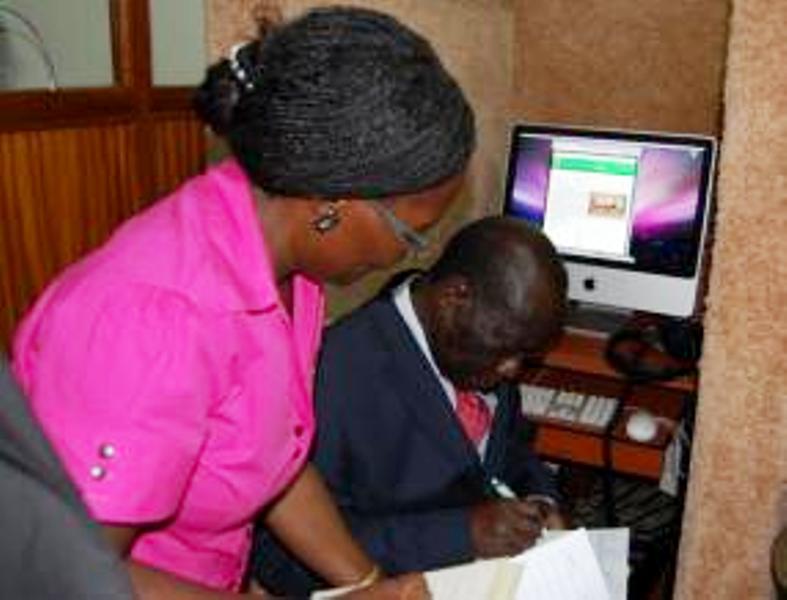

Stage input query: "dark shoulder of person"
[{"left": 0, "top": 358, "right": 134, "bottom": 600}]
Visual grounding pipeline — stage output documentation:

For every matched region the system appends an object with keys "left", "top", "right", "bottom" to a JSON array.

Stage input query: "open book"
[
  {"left": 423, "top": 528, "right": 629, "bottom": 600},
  {"left": 311, "top": 557, "right": 523, "bottom": 600},
  {"left": 311, "top": 528, "right": 628, "bottom": 600}
]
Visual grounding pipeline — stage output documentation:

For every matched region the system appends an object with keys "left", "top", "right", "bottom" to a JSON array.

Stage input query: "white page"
[
  {"left": 586, "top": 529, "right": 629, "bottom": 600},
  {"left": 424, "top": 558, "right": 522, "bottom": 600},
  {"left": 510, "top": 528, "right": 611, "bottom": 600},
  {"left": 541, "top": 529, "right": 630, "bottom": 600},
  {"left": 543, "top": 152, "right": 637, "bottom": 259}
]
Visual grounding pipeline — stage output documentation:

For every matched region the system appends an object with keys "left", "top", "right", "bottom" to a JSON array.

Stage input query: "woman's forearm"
[
  {"left": 128, "top": 561, "right": 260, "bottom": 599},
  {"left": 264, "top": 463, "right": 378, "bottom": 586},
  {"left": 102, "top": 524, "right": 259, "bottom": 598}
]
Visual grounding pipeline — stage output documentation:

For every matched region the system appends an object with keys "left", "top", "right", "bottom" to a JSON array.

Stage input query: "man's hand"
[
  {"left": 469, "top": 499, "right": 543, "bottom": 558},
  {"left": 543, "top": 508, "right": 568, "bottom": 530},
  {"left": 523, "top": 496, "right": 568, "bottom": 530}
]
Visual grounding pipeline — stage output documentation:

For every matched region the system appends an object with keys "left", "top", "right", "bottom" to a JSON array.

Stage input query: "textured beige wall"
[
  {"left": 513, "top": 0, "right": 729, "bottom": 134},
  {"left": 673, "top": 0, "right": 787, "bottom": 597}
]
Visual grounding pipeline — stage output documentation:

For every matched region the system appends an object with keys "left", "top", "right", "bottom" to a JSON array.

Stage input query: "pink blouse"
[{"left": 12, "top": 159, "right": 324, "bottom": 590}]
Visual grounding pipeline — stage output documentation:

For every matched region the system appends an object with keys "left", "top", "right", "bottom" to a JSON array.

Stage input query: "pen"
[
  {"left": 491, "top": 476, "right": 551, "bottom": 536},
  {"left": 490, "top": 476, "right": 518, "bottom": 500}
]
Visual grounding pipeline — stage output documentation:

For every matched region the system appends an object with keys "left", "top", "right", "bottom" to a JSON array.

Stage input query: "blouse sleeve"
[{"left": 14, "top": 282, "right": 212, "bottom": 525}]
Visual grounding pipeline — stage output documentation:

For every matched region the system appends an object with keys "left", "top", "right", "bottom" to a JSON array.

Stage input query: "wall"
[
  {"left": 0, "top": 119, "right": 206, "bottom": 349},
  {"left": 513, "top": 0, "right": 728, "bottom": 134},
  {"left": 673, "top": 0, "right": 787, "bottom": 597}
]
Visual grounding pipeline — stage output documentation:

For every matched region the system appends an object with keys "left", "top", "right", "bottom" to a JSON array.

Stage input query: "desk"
[{"left": 522, "top": 332, "right": 696, "bottom": 480}]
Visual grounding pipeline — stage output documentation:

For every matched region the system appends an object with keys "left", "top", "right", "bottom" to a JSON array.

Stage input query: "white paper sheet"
[
  {"left": 314, "top": 528, "right": 628, "bottom": 600},
  {"left": 510, "top": 528, "right": 611, "bottom": 600},
  {"left": 541, "top": 528, "right": 629, "bottom": 600},
  {"left": 424, "top": 558, "right": 523, "bottom": 600}
]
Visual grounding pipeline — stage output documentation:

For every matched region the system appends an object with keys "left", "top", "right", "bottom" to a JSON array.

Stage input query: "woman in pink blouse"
[{"left": 12, "top": 6, "right": 474, "bottom": 599}]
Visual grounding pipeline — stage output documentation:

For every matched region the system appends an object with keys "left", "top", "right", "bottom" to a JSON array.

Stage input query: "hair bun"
[{"left": 192, "top": 58, "right": 241, "bottom": 136}]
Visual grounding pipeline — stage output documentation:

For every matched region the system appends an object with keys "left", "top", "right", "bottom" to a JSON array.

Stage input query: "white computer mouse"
[{"left": 625, "top": 409, "right": 658, "bottom": 442}]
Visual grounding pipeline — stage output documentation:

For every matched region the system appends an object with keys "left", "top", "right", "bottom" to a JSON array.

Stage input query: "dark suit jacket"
[
  {"left": 253, "top": 292, "right": 556, "bottom": 596},
  {"left": 0, "top": 357, "right": 133, "bottom": 599}
]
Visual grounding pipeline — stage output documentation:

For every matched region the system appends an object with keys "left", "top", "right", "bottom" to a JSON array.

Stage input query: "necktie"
[{"left": 455, "top": 389, "right": 492, "bottom": 446}]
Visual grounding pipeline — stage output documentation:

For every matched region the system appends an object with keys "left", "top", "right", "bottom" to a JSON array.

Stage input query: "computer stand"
[{"left": 564, "top": 303, "right": 633, "bottom": 338}]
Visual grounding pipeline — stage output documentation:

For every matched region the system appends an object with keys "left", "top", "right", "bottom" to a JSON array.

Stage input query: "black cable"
[
  {"left": 600, "top": 380, "right": 633, "bottom": 527},
  {"left": 604, "top": 316, "right": 702, "bottom": 384}
]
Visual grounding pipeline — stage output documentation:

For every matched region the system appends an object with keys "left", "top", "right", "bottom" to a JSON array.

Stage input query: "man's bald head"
[{"left": 416, "top": 217, "right": 567, "bottom": 389}]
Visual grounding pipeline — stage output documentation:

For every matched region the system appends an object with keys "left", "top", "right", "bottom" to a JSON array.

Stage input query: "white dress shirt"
[{"left": 392, "top": 277, "right": 497, "bottom": 456}]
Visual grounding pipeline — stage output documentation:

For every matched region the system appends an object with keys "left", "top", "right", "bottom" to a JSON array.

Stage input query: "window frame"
[{"left": 0, "top": 0, "right": 194, "bottom": 130}]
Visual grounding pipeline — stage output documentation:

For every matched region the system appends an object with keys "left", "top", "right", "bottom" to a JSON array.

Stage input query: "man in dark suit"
[
  {"left": 253, "top": 217, "right": 568, "bottom": 596},
  {"left": 0, "top": 357, "right": 133, "bottom": 599}
]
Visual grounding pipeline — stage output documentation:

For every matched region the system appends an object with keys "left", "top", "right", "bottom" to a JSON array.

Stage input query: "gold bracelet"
[{"left": 348, "top": 565, "right": 383, "bottom": 591}]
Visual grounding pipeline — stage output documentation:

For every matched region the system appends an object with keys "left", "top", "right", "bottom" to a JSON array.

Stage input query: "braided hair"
[{"left": 193, "top": 6, "right": 475, "bottom": 199}]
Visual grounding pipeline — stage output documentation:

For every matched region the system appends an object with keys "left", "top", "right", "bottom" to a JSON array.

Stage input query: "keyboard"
[{"left": 519, "top": 383, "right": 619, "bottom": 429}]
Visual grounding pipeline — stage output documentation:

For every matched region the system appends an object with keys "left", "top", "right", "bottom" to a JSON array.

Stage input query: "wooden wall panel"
[
  {"left": 150, "top": 117, "right": 207, "bottom": 198},
  {"left": 0, "top": 117, "right": 205, "bottom": 350}
]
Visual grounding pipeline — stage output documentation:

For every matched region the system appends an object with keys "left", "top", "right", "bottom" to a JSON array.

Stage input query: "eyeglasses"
[{"left": 370, "top": 201, "right": 429, "bottom": 254}]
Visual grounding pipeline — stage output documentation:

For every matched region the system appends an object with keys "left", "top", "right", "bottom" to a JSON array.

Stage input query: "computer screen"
[{"left": 503, "top": 123, "right": 717, "bottom": 319}]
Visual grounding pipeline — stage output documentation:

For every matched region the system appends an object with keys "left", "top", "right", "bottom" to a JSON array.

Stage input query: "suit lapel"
[
  {"left": 369, "top": 298, "right": 479, "bottom": 467},
  {"left": 484, "top": 385, "right": 515, "bottom": 473}
]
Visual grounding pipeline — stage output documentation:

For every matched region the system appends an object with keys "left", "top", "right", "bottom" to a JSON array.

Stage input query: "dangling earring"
[{"left": 312, "top": 203, "right": 341, "bottom": 234}]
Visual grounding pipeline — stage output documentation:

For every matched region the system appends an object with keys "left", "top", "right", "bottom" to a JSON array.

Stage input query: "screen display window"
[
  {"left": 544, "top": 147, "right": 638, "bottom": 261},
  {"left": 504, "top": 126, "right": 715, "bottom": 278}
]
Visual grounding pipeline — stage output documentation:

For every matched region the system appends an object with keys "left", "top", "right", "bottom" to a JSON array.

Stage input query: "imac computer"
[{"left": 503, "top": 123, "right": 717, "bottom": 332}]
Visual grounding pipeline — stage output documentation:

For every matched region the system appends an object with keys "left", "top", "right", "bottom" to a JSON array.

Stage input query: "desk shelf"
[
  {"left": 522, "top": 332, "right": 694, "bottom": 480},
  {"left": 532, "top": 424, "right": 672, "bottom": 480},
  {"left": 527, "top": 389, "right": 684, "bottom": 480}
]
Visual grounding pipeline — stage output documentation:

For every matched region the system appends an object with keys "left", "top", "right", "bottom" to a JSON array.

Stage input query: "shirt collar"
[
  {"left": 202, "top": 159, "right": 322, "bottom": 313},
  {"left": 392, "top": 276, "right": 457, "bottom": 407},
  {"left": 391, "top": 277, "right": 497, "bottom": 416}
]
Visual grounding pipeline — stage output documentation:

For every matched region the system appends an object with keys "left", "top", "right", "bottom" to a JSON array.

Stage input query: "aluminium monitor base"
[{"left": 564, "top": 303, "right": 633, "bottom": 338}]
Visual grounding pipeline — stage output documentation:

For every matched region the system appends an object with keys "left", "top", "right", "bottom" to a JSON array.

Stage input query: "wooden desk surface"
[{"left": 544, "top": 331, "right": 697, "bottom": 392}]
